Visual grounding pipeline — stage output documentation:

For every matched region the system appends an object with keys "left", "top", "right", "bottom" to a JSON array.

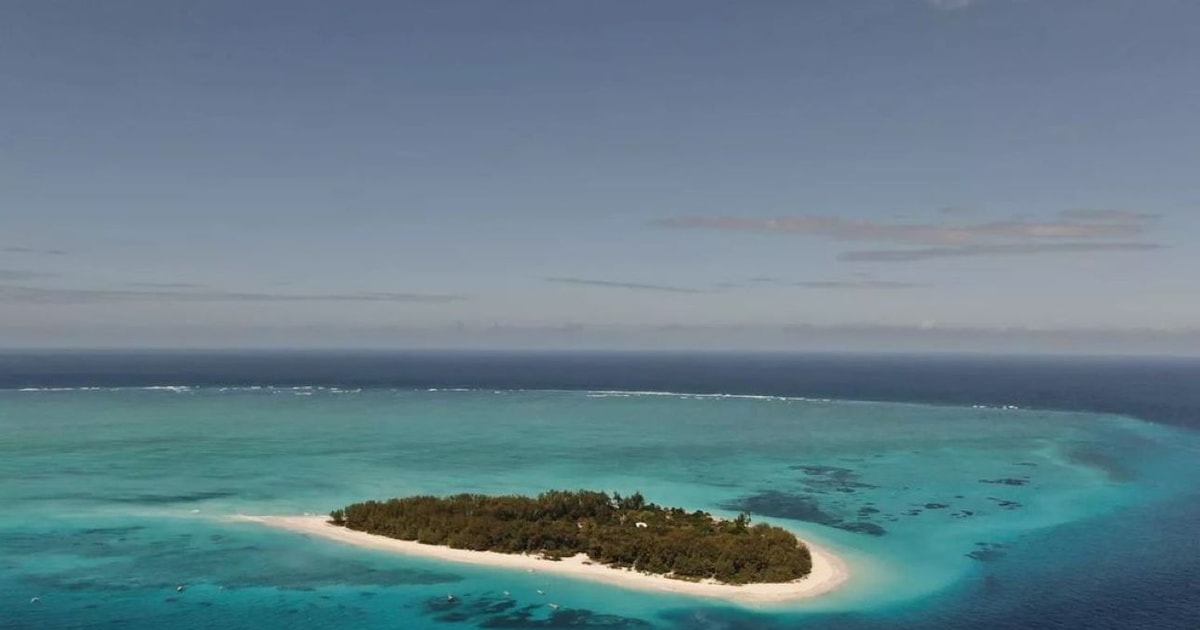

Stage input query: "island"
[{"left": 237, "top": 490, "right": 848, "bottom": 604}]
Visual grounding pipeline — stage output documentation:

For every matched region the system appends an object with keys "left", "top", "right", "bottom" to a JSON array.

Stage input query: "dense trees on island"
[{"left": 329, "top": 490, "right": 812, "bottom": 584}]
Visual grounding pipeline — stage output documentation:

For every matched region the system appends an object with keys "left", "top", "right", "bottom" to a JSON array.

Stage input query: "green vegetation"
[{"left": 329, "top": 490, "right": 812, "bottom": 584}]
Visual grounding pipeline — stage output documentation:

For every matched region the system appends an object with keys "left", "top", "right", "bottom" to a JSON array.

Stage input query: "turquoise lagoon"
[{"left": 2, "top": 385, "right": 1198, "bottom": 629}]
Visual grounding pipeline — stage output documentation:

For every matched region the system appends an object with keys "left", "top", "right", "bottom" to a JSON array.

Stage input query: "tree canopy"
[{"left": 329, "top": 490, "right": 812, "bottom": 584}]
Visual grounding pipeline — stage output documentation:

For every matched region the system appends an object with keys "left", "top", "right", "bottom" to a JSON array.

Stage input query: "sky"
[{"left": 2, "top": 0, "right": 1199, "bottom": 354}]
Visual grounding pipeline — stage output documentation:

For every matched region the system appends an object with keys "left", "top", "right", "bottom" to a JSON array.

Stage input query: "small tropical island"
[
  {"left": 331, "top": 490, "right": 810, "bottom": 584},
  {"left": 238, "top": 490, "right": 848, "bottom": 604}
]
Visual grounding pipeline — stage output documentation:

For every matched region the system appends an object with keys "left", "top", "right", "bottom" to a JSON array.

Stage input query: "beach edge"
[{"left": 232, "top": 514, "right": 849, "bottom": 605}]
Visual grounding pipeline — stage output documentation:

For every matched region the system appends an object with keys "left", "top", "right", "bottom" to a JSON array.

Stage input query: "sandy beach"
[{"left": 235, "top": 514, "right": 848, "bottom": 604}]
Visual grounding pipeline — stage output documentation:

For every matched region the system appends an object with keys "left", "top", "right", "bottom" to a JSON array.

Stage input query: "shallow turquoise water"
[{"left": 2, "top": 387, "right": 1197, "bottom": 629}]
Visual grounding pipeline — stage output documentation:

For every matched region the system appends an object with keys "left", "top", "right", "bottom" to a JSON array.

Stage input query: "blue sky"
[{"left": 3, "top": 0, "right": 1198, "bottom": 353}]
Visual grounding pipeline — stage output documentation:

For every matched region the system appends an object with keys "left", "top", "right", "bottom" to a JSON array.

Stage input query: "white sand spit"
[{"left": 233, "top": 515, "right": 848, "bottom": 605}]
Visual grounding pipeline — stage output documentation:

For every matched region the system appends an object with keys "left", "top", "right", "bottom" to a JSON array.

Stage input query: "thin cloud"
[
  {"left": 0, "top": 285, "right": 465, "bottom": 304},
  {"left": 719, "top": 276, "right": 926, "bottom": 289},
  {"left": 124, "top": 281, "right": 207, "bottom": 289},
  {"left": 545, "top": 277, "right": 704, "bottom": 294},
  {"left": 717, "top": 277, "right": 777, "bottom": 288},
  {"left": 3, "top": 246, "right": 68, "bottom": 255},
  {"left": 0, "top": 270, "right": 59, "bottom": 281},
  {"left": 839, "top": 242, "right": 1162, "bottom": 262},
  {"left": 655, "top": 215, "right": 1146, "bottom": 245},
  {"left": 1059, "top": 209, "right": 1161, "bottom": 223},
  {"left": 926, "top": 0, "right": 980, "bottom": 10},
  {"left": 791, "top": 280, "right": 928, "bottom": 289}
]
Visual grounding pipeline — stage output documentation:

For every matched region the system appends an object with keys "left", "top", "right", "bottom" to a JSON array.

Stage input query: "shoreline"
[{"left": 234, "top": 514, "right": 849, "bottom": 605}]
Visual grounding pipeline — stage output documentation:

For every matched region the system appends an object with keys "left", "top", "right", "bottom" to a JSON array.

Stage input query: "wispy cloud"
[
  {"left": 791, "top": 279, "right": 928, "bottom": 289},
  {"left": 1058, "top": 209, "right": 1161, "bottom": 223},
  {"left": 925, "top": 0, "right": 980, "bottom": 10},
  {"left": 839, "top": 242, "right": 1162, "bottom": 262},
  {"left": 3, "top": 246, "right": 68, "bottom": 256},
  {"left": 545, "top": 277, "right": 705, "bottom": 294},
  {"left": 657, "top": 209, "right": 1163, "bottom": 263},
  {"left": 655, "top": 214, "right": 1147, "bottom": 245},
  {"left": 0, "top": 270, "right": 59, "bottom": 281},
  {"left": 718, "top": 275, "right": 927, "bottom": 289},
  {"left": 123, "top": 281, "right": 207, "bottom": 289},
  {"left": 0, "top": 285, "right": 465, "bottom": 304}
]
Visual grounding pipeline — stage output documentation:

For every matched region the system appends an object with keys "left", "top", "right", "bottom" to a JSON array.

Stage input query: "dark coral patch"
[
  {"left": 422, "top": 594, "right": 653, "bottom": 628},
  {"left": 721, "top": 491, "right": 887, "bottom": 536},
  {"left": 721, "top": 491, "right": 836, "bottom": 524},
  {"left": 834, "top": 522, "right": 886, "bottom": 536},
  {"left": 789, "top": 464, "right": 878, "bottom": 494},
  {"left": 980, "top": 478, "right": 1029, "bottom": 486},
  {"left": 968, "top": 549, "right": 1007, "bottom": 562},
  {"left": 968, "top": 542, "right": 1008, "bottom": 562}
]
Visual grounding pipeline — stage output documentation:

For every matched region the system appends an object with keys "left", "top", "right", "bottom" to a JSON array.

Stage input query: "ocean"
[{"left": 2, "top": 351, "right": 1197, "bottom": 629}]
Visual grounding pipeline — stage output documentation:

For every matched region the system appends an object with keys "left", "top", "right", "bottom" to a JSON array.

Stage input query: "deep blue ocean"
[{"left": 2, "top": 351, "right": 1198, "bottom": 629}]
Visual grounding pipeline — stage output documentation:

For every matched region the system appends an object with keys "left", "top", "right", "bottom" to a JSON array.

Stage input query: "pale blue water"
[{"left": 2, "top": 353, "right": 1198, "bottom": 629}]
